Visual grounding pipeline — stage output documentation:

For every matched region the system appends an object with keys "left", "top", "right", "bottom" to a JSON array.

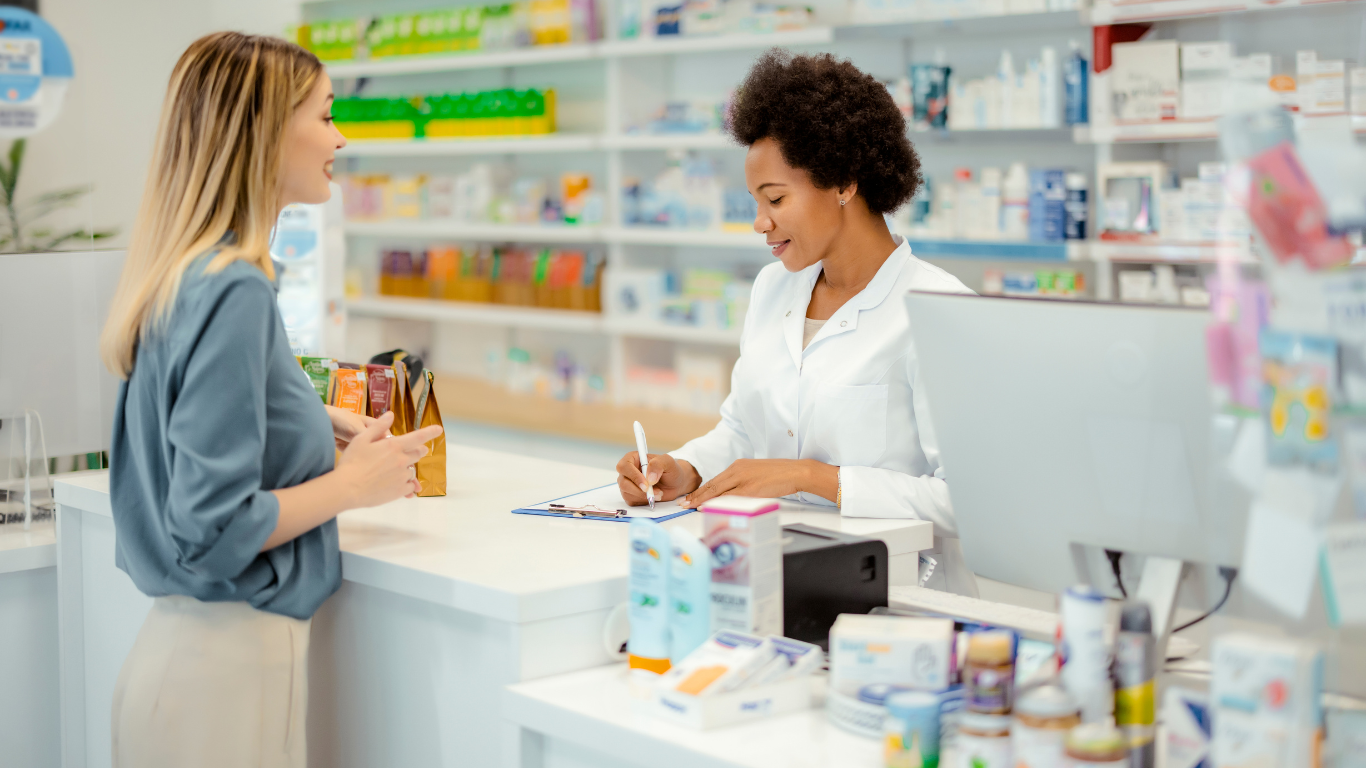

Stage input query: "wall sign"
[{"left": 0, "top": 7, "right": 72, "bottom": 137}]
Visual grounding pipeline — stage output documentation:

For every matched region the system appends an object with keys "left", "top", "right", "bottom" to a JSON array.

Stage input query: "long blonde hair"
[{"left": 101, "top": 32, "right": 322, "bottom": 378}]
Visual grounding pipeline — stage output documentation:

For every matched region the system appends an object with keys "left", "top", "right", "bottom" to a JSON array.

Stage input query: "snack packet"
[
  {"left": 365, "top": 364, "right": 396, "bottom": 418},
  {"left": 329, "top": 366, "right": 368, "bottom": 416},
  {"left": 298, "top": 357, "right": 335, "bottom": 404}
]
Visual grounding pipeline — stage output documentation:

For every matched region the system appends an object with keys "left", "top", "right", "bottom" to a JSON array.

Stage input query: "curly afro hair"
[{"left": 728, "top": 50, "right": 921, "bottom": 215}]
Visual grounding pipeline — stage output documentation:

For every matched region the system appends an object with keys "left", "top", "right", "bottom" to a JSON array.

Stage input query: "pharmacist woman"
[
  {"left": 99, "top": 33, "right": 442, "bottom": 768},
  {"left": 616, "top": 51, "right": 978, "bottom": 597}
]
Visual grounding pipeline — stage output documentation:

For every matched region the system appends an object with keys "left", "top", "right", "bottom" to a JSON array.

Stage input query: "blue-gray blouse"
[{"left": 109, "top": 253, "right": 340, "bottom": 619}]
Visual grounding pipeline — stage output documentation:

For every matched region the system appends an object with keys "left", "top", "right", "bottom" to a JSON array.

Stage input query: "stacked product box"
[
  {"left": 332, "top": 89, "right": 556, "bottom": 141},
  {"left": 339, "top": 169, "right": 602, "bottom": 226},
  {"left": 378, "top": 245, "right": 603, "bottom": 312},
  {"left": 290, "top": 0, "right": 598, "bottom": 62}
]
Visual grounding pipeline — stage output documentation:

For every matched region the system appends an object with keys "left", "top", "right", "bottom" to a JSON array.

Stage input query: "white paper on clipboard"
[{"left": 514, "top": 483, "right": 695, "bottom": 522}]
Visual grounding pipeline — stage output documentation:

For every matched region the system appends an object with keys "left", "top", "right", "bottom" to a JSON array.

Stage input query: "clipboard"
[{"left": 512, "top": 483, "right": 695, "bottom": 523}]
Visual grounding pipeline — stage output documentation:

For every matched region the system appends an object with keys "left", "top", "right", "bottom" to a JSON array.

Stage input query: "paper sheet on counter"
[{"left": 518, "top": 483, "right": 695, "bottom": 521}]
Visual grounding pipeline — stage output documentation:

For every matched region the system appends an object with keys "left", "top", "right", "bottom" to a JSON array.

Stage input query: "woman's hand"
[
  {"left": 326, "top": 404, "right": 378, "bottom": 450},
  {"left": 616, "top": 452, "right": 701, "bottom": 506},
  {"left": 682, "top": 458, "right": 838, "bottom": 508},
  {"left": 334, "top": 411, "right": 444, "bottom": 507}
]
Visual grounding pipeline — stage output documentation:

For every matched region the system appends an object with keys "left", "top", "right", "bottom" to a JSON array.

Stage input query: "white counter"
[
  {"left": 506, "top": 664, "right": 880, "bottom": 768},
  {"left": 53, "top": 445, "right": 932, "bottom": 768},
  {"left": 0, "top": 517, "right": 60, "bottom": 768}
]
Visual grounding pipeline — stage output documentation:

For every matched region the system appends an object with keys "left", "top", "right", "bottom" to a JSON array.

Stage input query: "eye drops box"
[
  {"left": 701, "top": 496, "right": 783, "bottom": 637},
  {"left": 828, "top": 614, "right": 954, "bottom": 697}
]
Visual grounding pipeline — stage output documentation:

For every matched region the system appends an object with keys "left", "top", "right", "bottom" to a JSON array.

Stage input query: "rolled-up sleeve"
[
  {"left": 840, "top": 347, "right": 958, "bottom": 538},
  {"left": 163, "top": 278, "right": 280, "bottom": 581}
]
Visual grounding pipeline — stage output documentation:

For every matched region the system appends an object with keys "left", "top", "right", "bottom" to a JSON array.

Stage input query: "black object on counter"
[{"left": 782, "top": 524, "right": 888, "bottom": 649}]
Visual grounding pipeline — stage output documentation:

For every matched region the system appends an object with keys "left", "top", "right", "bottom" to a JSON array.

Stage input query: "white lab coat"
[{"left": 672, "top": 236, "right": 980, "bottom": 596}]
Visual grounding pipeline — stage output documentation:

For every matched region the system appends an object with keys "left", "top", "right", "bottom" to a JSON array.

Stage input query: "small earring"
[{"left": 839, "top": 199, "right": 847, "bottom": 206}]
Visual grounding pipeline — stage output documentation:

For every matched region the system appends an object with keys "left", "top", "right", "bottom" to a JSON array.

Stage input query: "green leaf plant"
[{"left": 0, "top": 139, "right": 117, "bottom": 252}]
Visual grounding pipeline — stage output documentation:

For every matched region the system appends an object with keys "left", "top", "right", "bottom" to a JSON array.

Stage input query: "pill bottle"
[
  {"left": 1064, "top": 723, "right": 1128, "bottom": 767},
  {"left": 965, "top": 630, "right": 1015, "bottom": 714},
  {"left": 957, "top": 711, "right": 1012, "bottom": 768},
  {"left": 884, "top": 690, "right": 941, "bottom": 768},
  {"left": 1013, "top": 685, "right": 1081, "bottom": 768}
]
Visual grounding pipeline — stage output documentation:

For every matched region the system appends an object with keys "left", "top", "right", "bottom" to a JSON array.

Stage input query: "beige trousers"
[{"left": 111, "top": 595, "right": 310, "bottom": 768}]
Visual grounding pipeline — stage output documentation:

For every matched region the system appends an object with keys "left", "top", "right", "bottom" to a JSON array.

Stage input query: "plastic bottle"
[
  {"left": 1040, "top": 46, "right": 1061, "bottom": 128},
  {"left": 957, "top": 712, "right": 1012, "bottom": 768},
  {"left": 884, "top": 690, "right": 940, "bottom": 768},
  {"left": 1064, "top": 172, "right": 1088, "bottom": 240},
  {"left": 980, "top": 166, "right": 1003, "bottom": 240},
  {"left": 1001, "top": 162, "right": 1030, "bottom": 240},
  {"left": 998, "top": 50, "right": 1016, "bottom": 129},
  {"left": 1065, "top": 40, "right": 1089, "bottom": 126},
  {"left": 1114, "top": 601, "right": 1156, "bottom": 768},
  {"left": 667, "top": 527, "right": 711, "bottom": 664},
  {"left": 1013, "top": 684, "right": 1081, "bottom": 768},
  {"left": 627, "top": 518, "right": 672, "bottom": 674},
  {"left": 1064, "top": 723, "right": 1129, "bottom": 766},
  {"left": 965, "top": 629, "right": 1015, "bottom": 714}
]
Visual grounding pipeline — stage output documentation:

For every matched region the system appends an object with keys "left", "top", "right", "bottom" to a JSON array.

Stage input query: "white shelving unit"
[{"left": 328, "top": 0, "right": 1360, "bottom": 410}]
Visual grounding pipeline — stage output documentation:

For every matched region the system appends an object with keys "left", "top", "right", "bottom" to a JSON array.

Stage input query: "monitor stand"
[{"left": 1072, "top": 543, "right": 1187, "bottom": 663}]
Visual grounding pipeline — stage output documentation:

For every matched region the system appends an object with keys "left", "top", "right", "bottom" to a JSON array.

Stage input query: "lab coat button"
[
  {"left": 787, "top": 429, "right": 794, "bottom": 437},
  {"left": 840, "top": 320, "right": 848, "bottom": 327}
]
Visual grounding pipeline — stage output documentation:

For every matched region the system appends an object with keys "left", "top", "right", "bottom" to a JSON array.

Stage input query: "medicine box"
[
  {"left": 653, "top": 674, "right": 816, "bottom": 730},
  {"left": 703, "top": 496, "right": 783, "bottom": 637},
  {"left": 1111, "top": 40, "right": 1180, "bottom": 122},
  {"left": 828, "top": 614, "right": 954, "bottom": 696},
  {"left": 1211, "top": 633, "right": 1324, "bottom": 768}
]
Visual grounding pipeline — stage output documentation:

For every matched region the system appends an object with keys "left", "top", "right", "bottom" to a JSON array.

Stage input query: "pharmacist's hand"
[
  {"left": 326, "top": 404, "right": 378, "bottom": 451},
  {"left": 616, "top": 452, "right": 700, "bottom": 507},
  {"left": 682, "top": 459, "right": 814, "bottom": 509},
  {"left": 334, "top": 411, "right": 444, "bottom": 507}
]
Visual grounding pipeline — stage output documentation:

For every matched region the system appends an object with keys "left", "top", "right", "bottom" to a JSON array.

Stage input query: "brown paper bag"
[{"left": 411, "top": 370, "right": 446, "bottom": 497}]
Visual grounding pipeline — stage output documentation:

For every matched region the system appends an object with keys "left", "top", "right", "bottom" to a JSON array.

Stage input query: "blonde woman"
[{"left": 99, "top": 32, "right": 442, "bottom": 768}]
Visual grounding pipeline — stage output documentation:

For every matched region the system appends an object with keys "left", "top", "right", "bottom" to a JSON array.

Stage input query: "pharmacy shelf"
[
  {"left": 606, "top": 227, "right": 766, "bottom": 248},
  {"left": 603, "top": 133, "right": 740, "bottom": 151},
  {"left": 905, "top": 238, "right": 1083, "bottom": 261},
  {"left": 346, "top": 296, "right": 605, "bottom": 332},
  {"left": 839, "top": 8, "right": 1085, "bottom": 38},
  {"left": 606, "top": 320, "right": 743, "bottom": 345},
  {"left": 432, "top": 374, "right": 719, "bottom": 450},
  {"left": 1074, "top": 121, "right": 1219, "bottom": 144},
  {"left": 325, "top": 43, "right": 596, "bottom": 78},
  {"left": 1089, "top": 240, "right": 1256, "bottom": 264},
  {"left": 597, "top": 27, "right": 835, "bottom": 57},
  {"left": 346, "top": 296, "right": 743, "bottom": 346},
  {"left": 325, "top": 28, "right": 833, "bottom": 79},
  {"left": 1086, "top": 0, "right": 1359, "bottom": 24},
  {"left": 1078, "top": 114, "right": 1366, "bottom": 144},
  {"left": 338, "top": 134, "right": 598, "bottom": 157},
  {"left": 344, "top": 220, "right": 606, "bottom": 243},
  {"left": 915, "top": 127, "right": 1077, "bottom": 142}
]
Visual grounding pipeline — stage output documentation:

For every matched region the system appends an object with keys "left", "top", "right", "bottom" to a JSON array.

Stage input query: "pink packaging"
[
  {"left": 1241, "top": 142, "right": 1352, "bottom": 270},
  {"left": 701, "top": 496, "right": 783, "bottom": 637}
]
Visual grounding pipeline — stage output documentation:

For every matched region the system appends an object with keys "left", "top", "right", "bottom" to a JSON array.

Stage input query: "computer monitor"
[{"left": 904, "top": 292, "right": 1251, "bottom": 597}]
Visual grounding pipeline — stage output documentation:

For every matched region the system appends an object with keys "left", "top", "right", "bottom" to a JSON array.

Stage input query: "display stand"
[{"left": 1, "top": 409, "right": 51, "bottom": 530}]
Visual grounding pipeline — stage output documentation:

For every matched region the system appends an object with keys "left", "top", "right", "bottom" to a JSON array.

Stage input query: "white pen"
[{"left": 632, "top": 420, "right": 654, "bottom": 511}]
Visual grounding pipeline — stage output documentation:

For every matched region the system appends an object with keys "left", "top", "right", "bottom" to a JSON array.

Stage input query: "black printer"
[{"left": 782, "top": 524, "right": 888, "bottom": 649}]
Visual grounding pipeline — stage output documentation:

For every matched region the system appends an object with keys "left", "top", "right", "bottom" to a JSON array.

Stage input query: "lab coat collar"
[{"left": 781, "top": 236, "right": 913, "bottom": 367}]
